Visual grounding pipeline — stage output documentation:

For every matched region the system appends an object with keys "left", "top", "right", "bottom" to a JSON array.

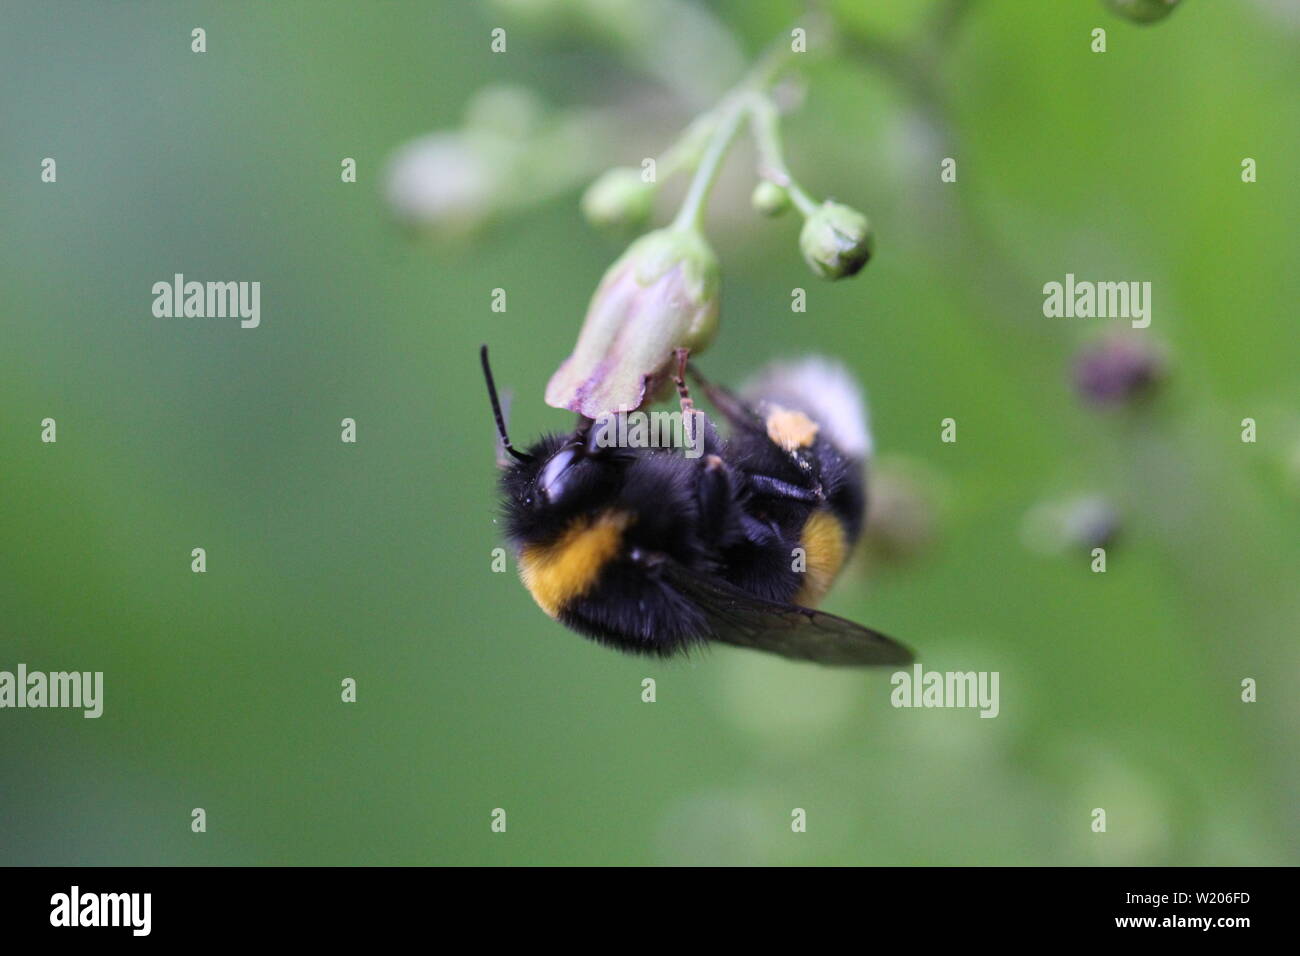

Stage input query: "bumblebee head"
[
  {"left": 511, "top": 426, "right": 619, "bottom": 494},
  {"left": 482, "top": 346, "right": 627, "bottom": 542},
  {"left": 533, "top": 439, "right": 598, "bottom": 506}
]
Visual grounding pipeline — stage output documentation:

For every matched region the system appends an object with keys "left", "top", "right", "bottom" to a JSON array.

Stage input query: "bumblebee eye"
[{"left": 536, "top": 446, "right": 580, "bottom": 503}]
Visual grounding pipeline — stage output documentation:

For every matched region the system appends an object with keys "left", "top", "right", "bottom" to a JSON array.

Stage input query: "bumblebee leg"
[
  {"left": 686, "top": 362, "right": 765, "bottom": 434},
  {"left": 696, "top": 453, "right": 739, "bottom": 541},
  {"left": 674, "top": 348, "right": 724, "bottom": 459},
  {"left": 671, "top": 348, "right": 696, "bottom": 416},
  {"left": 572, "top": 413, "right": 595, "bottom": 442},
  {"left": 747, "top": 473, "right": 823, "bottom": 504}
]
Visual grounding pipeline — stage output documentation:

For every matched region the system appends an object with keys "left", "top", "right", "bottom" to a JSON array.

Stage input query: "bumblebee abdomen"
[
  {"left": 558, "top": 556, "right": 711, "bottom": 656},
  {"left": 518, "top": 510, "right": 633, "bottom": 618},
  {"left": 792, "top": 509, "right": 850, "bottom": 607},
  {"left": 514, "top": 501, "right": 710, "bottom": 656}
]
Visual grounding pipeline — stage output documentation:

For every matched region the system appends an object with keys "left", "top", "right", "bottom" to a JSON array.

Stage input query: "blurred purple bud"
[{"left": 1073, "top": 335, "right": 1165, "bottom": 407}]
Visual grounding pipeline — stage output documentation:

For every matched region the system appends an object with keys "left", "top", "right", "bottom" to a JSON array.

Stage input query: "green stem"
[
  {"left": 745, "top": 93, "right": 820, "bottom": 216},
  {"left": 670, "top": 13, "right": 832, "bottom": 234},
  {"left": 670, "top": 95, "right": 749, "bottom": 231},
  {"left": 656, "top": 113, "right": 714, "bottom": 181}
]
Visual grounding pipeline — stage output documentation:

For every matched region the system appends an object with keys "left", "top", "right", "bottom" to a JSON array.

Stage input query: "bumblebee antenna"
[{"left": 480, "top": 345, "right": 533, "bottom": 463}]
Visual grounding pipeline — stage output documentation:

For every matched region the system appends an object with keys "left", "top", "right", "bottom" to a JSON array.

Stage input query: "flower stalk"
[{"left": 552, "top": 15, "right": 877, "bottom": 418}]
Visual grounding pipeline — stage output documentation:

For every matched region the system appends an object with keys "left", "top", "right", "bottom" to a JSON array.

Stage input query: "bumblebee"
[{"left": 482, "top": 345, "right": 913, "bottom": 667}]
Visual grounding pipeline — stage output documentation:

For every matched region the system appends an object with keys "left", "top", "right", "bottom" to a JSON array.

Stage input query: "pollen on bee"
[{"left": 765, "top": 405, "right": 820, "bottom": 452}]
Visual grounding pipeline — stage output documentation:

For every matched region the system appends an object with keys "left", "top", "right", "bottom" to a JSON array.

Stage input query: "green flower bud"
[
  {"left": 581, "top": 167, "right": 657, "bottom": 231},
  {"left": 751, "top": 181, "right": 791, "bottom": 217},
  {"left": 546, "top": 227, "right": 720, "bottom": 418},
  {"left": 1103, "top": 0, "right": 1181, "bottom": 24},
  {"left": 799, "top": 201, "right": 873, "bottom": 279}
]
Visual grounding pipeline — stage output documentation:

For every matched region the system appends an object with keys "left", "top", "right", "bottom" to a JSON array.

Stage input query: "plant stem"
[
  {"left": 746, "top": 93, "right": 820, "bottom": 215},
  {"left": 656, "top": 113, "right": 714, "bottom": 181},
  {"left": 670, "top": 94, "right": 750, "bottom": 231},
  {"left": 667, "top": 23, "right": 822, "bottom": 231}
]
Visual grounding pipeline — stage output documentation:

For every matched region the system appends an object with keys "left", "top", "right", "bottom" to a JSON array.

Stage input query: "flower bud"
[
  {"left": 1022, "top": 494, "right": 1121, "bottom": 555},
  {"left": 383, "top": 131, "right": 508, "bottom": 234},
  {"left": 546, "top": 228, "right": 720, "bottom": 418},
  {"left": 1073, "top": 334, "right": 1165, "bottom": 407},
  {"left": 861, "top": 458, "right": 942, "bottom": 564},
  {"left": 1104, "top": 0, "right": 1181, "bottom": 24},
  {"left": 751, "top": 181, "right": 791, "bottom": 217},
  {"left": 581, "top": 167, "right": 657, "bottom": 231},
  {"left": 799, "top": 201, "right": 873, "bottom": 279}
]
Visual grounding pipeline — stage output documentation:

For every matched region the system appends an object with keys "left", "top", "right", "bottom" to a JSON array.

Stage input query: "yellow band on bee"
[
  {"left": 793, "top": 509, "right": 848, "bottom": 607},
  {"left": 519, "top": 511, "right": 633, "bottom": 618}
]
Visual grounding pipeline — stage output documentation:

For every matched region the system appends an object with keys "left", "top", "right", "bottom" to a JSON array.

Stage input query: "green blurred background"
[{"left": 2, "top": 0, "right": 1297, "bottom": 865}]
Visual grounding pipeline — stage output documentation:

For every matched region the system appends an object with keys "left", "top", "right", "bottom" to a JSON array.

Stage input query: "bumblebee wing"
[{"left": 658, "top": 559, "right": 913, "bottom": 667}]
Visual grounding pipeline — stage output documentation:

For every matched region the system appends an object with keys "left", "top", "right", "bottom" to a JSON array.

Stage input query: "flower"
[
  {"left": 546, "top": 227, "right": 720, "bottom": 418},
  {"left": 799, "top": 201, "right": 873, "bottom": 279}
]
